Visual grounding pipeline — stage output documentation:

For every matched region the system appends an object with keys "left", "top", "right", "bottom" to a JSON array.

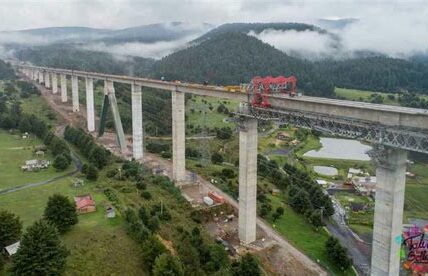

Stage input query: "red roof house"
[{"left": 74, "top": 195, "right": 96, "bottom": 214}]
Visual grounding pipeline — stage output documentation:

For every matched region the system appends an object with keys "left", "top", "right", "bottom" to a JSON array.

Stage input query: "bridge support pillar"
[
  {"left": 172, "top": 88, "right": 186, "bottom": 185},
  {"left": 44, "top": 71, "right": 50, "bottom": 88},
  {"left": 371, "top": 147, "right": 407, "bottom": 276},
  {"left": 31, "top": 69, "right": 36, "bottom": 81},
  {"left": 60, "top": 74, "right": 67, "bottom": 103},
  {"left": 51, "top": 73, "right": 58, "bottom": 94},
  {"left": 85, "top": 77, "right": 95, "bottom": 132},
  {"left": 238, "top": 118, "right": 258, "bottom": 244},
  {"left": 38, "top": 71, "right": 44, "bottom": 84},
  {"left": 104, "top": 80, "right": 127, "bottom": 153},
  {"left": 132, "top": 84, "right": 144, "bottom": 160},
  {"left": 71, "top": 75, "right": 79, "bottom": 112}
]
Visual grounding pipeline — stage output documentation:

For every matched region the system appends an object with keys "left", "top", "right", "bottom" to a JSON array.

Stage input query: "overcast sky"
[{"left": 0, "top": 0, "right": 426, "bottom": 31}]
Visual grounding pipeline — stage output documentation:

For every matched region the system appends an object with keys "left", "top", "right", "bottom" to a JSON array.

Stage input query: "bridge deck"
[{"left": 18, "top": 65, "right": 428, "bottom": 131}]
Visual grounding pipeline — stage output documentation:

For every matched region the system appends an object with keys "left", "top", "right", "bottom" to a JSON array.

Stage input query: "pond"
[
  {"left": 313, "top": 166, "right": 338, "bottom": 176},
  {"left": 304, "top": 137, "right": 372, "bottom": 161}
]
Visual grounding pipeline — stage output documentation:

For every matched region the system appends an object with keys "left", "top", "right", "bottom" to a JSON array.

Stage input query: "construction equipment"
[{"left": 249, "top": 75, "right": 298, "bottom": 108}]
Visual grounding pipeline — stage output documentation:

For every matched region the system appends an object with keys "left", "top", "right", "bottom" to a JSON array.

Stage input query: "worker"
[{"left": 203, "top": 80, "right": 208, "bottom": 85}]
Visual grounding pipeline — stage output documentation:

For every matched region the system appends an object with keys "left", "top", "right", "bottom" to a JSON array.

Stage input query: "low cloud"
[
  {"left": 248, "top": 29, "right": 339, "bottom": 60},
  {"left": 82, "top": 35, "right": 198, "bottom": 59}
]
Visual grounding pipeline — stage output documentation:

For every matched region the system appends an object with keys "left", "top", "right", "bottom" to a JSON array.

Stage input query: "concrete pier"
[
  {"left": 38, "top": 71, "right": 44, "bottom": 84},
  {"left": 71, "top": 75, "right": 79, "bottom": 112},
  {"left": 44, "top": 71, "right": 50, "bottom": 88},
  {"left": 60, "top": 74, "right": 67, "bottom": 103},
  {"left": 51, "top": 73, "right": 58, "bottom": 94},
  {"left": 171, "top": 88, "right": 186, "bottom": 184},
  {"left": 85, "top": 77, "right": 95, "bottom": 132},
  {"left": 371, "top": 148, "right": 407, "bottom": 276},
  {"left": 104, "top": 80, "right": 127, "bottom": 153},
  {"left": 238, "top": 118, "right": 258, "bottom": 244},
  {"left": 131, "top": 84, "right": 144, "bottom": 160}
]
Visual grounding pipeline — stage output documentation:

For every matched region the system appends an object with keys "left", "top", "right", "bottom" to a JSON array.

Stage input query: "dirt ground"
[{"left": 28, "top": 75, "right": 326, "bottom": 276}]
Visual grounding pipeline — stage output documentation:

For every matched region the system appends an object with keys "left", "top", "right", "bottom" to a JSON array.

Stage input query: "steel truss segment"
[{"left": 233, "top": 105, "right": 428, "bottom": 154}]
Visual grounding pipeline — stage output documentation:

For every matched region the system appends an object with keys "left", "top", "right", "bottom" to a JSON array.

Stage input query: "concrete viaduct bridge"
[{"left": 17, "top": 64, "right": 428, "bottom": 276}]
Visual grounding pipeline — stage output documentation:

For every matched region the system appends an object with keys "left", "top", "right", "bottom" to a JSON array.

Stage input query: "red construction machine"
[{"left": 250, "top": 75, "right": 297, "bottom": 108}]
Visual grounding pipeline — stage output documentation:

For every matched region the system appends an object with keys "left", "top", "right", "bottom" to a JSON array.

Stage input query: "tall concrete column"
[
  {"left": 104, "top": 80, "right": 127, "bottom": 153},
  {"left": 370, "top": 147, "right": 407, "bottom": 276},
  {"left": 60, "top": 74, "right": 68, "bottom": 102},
  {"left": 44, "top": 71, "right": 50, "bottom": 88},
  {"left": 131, "top": 84, "right": 144, "bottom": 160},
  {"left": 51, "top": 73, "right": 58, "bottom": 94},
  {"left": 85, "top": 77, "right": 95, "bottom": 132},
  {"left": 71, "top": 75, "right": 79, "bottom": 112},
  {"left": 238, "top": 118, "right": 258, "bottom": 244},
  {"left": 171, "top": 88, "right": 186, "bottom": 184},
  {"left": 32, "top": 69, "right": 37, "bottom": 81},
  {"left": 38, "top": 71, "right": 44, "bottom": 84}
]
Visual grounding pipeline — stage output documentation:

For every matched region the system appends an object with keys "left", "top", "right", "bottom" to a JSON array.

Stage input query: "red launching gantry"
[{"left": 250, "top": 75, "right": 297, "bottom": 108}]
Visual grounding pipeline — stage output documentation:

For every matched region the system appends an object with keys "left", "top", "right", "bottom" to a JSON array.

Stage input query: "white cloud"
[
  {"left": 82, "top": 35, "right": 198, "bottom": 59},
  {"left": 248, "top": 29, "right": 337, "bottom": 59}
]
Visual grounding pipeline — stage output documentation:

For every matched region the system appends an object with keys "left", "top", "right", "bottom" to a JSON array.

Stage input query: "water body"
[
  {"left": 304, "top": 137, "right": 372, "bottom": 161},
  {"left": 313, "top": 166, "right": 338, "bottom": 176}
]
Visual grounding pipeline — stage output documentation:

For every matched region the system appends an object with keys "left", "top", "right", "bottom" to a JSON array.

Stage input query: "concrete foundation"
[
  {"left": 104, "top": 80, "right": 127, "bottom": 153},
  {"left": 371, "top": 148, "right": 407, "bottom": 276},
  {"left": 131, "top": 84, "right": 144, "bottom": 159},
  {"left": 85, "top": 77, "right": 95, "bottom": 132},
  {"left": 45, "top": 71, "right": 50, "bottom": 88},
  {"left": 51, "top": 73, "right": 58, "bottom": 94},
  {"left": 172, "top": 89, "right": 186, "bottom": 184},
  {"left": 71, "top": 75, "right": 79, "bottom": 112},
  {"left": 60, "top": 74, "right": 67, "bottom": 103},
  {"left": 238, "top": 118, "right": 258, "bottom": 244}
]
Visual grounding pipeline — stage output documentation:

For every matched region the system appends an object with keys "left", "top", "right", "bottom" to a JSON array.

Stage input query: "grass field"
[
  {"left": 186, "top": 95, "right": 238, "bottom": 130},
  {"left": 334, "top": 87, "right": 400, "bottom": 105},
  {"left": 0, "top": 130, "right": 75, "bottom": 190}
]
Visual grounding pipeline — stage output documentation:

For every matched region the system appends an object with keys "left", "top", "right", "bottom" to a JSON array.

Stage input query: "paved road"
[
  {"left": 327, "top": 199, "right": 371, "bottom": 275},
  {"left": 0, "top": 152, "right": 81, "bottom": 195}
]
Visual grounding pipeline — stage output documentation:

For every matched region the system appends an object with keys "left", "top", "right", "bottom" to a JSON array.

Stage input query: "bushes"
[
  {"left": 146, "top": 142, "right": 170, "bottom": 154},
  {"left": 325, "top": 236, "right": 353, "bottom": 271},
  {"left": 211, "top": 153, "right": 223, "bottom": 164},
  {"left": 216, "top": 127, "right": 232, "bottom": 139},
  {"left": 64, "top": 126, "right": 110, "bottom": 169}
]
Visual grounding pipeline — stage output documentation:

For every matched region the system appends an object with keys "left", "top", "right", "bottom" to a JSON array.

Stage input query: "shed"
[{"left": 106, "top": 206, "right": 116, "bottom": 218}]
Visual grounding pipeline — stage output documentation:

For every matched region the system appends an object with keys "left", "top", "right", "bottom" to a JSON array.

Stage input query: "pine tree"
[
  {"left": 12, "top": 219, "right": 69, "bottom": 275},
  {"left": 152, "top": 253, "right": 184, "bottom": 276},
  {"left": 0, "top": 210, "right": 22, "bottom": 248},
  {"left": 44, "top": 194, "right": 78, "bottom": 233}
]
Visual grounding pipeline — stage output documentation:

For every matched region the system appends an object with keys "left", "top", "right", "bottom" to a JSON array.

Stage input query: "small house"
[
  {"left": 4, "top": 241, "right": 20, "bottom": 256},
  {"left": 74, "top": 194, "right": 96, "bottom": 214},
  {"left": 106, "top": 206, "right": 116, "bottom": 218}
]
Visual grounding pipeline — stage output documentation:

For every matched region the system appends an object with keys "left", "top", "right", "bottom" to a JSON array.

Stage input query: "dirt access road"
[{"left": 28, "top": 75, "right": 326, "bottom": 275}]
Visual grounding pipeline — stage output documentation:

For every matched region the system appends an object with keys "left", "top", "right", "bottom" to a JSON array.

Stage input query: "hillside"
[
  {"left": 194, "top": 22, "right": 326, "bottom": 43},
  {"left": 316, "top": 57, "right": 428, "bottom": 94},
  {"left": 0, "top": 59, "right": 15, "bottom": 80},
  {"left": 153, "top": 32, "right": 335, "bottom": 97},
  {"left": 14, "top": 44, "right": 155, "bottom": 76}
]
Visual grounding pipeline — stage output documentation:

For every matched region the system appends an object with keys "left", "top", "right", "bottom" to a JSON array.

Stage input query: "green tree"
[
  {"left": 53, "top": 154, "right": 70, "bottom": 171},
  {"left": 289, "top": 189, "right": 312, "bottom": 214},
  {"left": 12, "top": 219, "right": 69, "bottom": 275},
  {"left": 233, "top": 253, "right": 261, "bottom": 276},
  {"left": 44, "top": 194, "right": 78, "bottom": 233},
  {"left": 152, "top": 253, "right": 184, "bottom": 276},
  {"left": 0, "top": 210, "right": 22, "bottom": 248},
  {"left": 211, "top": 152, "right": 224, "bottom": 164},
  {"left": 89, "top": 147, "right": 109, "bottom": 169},
  {"left": 86, "top": 164, "right": 99, "bottom": 181},
  {"left": 325, "top": 236, "right": 352, "bottom": 271},
  {"left": 141, "top": 235, "right": 167, "bottom": 270}
]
